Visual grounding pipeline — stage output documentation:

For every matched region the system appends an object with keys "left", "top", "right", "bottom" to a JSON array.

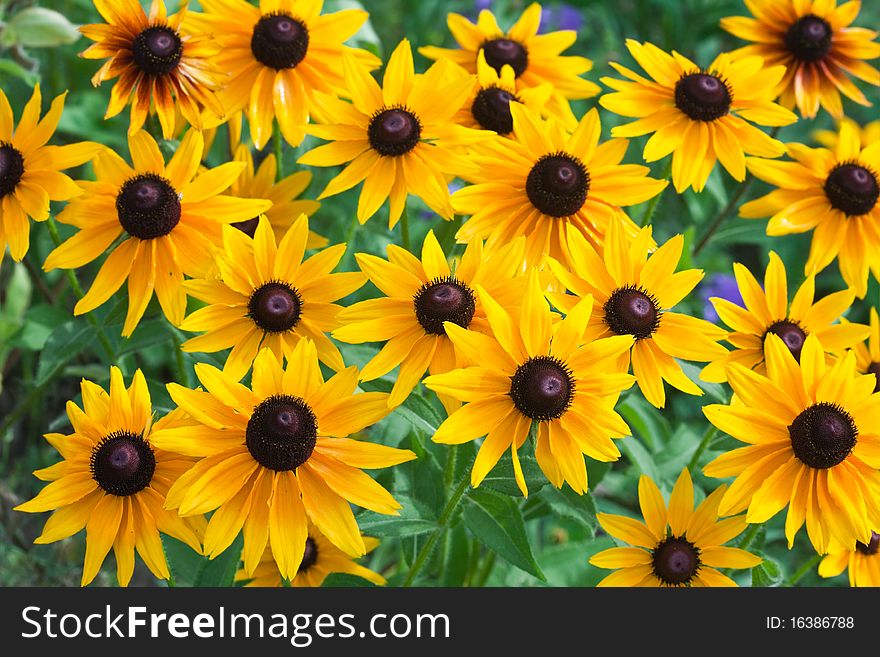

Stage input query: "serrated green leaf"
[
  {"left": 321, "top": 572, "right": 379, "bottom": 587},
  {"left": 162, "top": 534, "right": 243, "bottom": 587},
  {"left": 194, "top": 534, "right": 243, "bottom": 586},
  {"left": 462, "top": 488, "right": 544, "bottom": 580},
  {"left": 357, "top": 494, "right": 437, "bottom": 537},
  {"left": 482, "top": 454, "right": 547, "bottom": 497},
  {"left": 36, "top": 321, "right": 93, "bottom": 385},
  {"left": 752, "top": 558, "right": 783, "bottom": 587},
  {"left": 538, "top": 486, "right": 598, "bottom": 533}
]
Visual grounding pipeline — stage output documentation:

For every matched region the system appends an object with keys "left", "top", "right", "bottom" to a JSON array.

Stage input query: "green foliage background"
[{"left": 1, "top": 0, "right": 878, "bottom": 587}]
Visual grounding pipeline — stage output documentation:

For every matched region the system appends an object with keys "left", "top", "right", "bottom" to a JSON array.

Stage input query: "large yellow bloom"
[
  {"left": 702, "top": 251, "right": 869, "bottom": 382},
  {"left": 180, "top": 216, "right": 364, "bottom": 379},
  {"left": 548, "top": 222, "right": 728, "bottom": 408},
  {"left": 813, "top": 117, "right": 880, "bottom": 149},
  {"left": 590, "top": 469, "right": 761, "bottom": 587},
  {"left": 153, "top": 342, "right": 415, "bottom": 581},
  {"left": 44, "top": 129, "right": 271, "bottom": 336},
  {"left": 850, "top": 307, "right": 880, "bottom": 391},
  {"left": 15, "top": 367, "right": 204, "bottom": 587},
  {"left": 189, "top": 0, "right": 380, "bottom": 148},
  {"left": 721, "top": 0, "right": 880, "bottom": 119},
  {"left": 0, "top": 86, "right": 100, "bottom": 262},
  {"left": 424, "top": 269, "right": 636, "bottom": 497},
  {"left": 80, "top": 0, "right": 225, "bottom": 138},
  {"left": 452, "top": 104, "right": 667, "bottom": 269},
  {"left": 819, "top": 532, "right": 880, "bottom": 586},
  {"left": 419, "top": 2, "right": 599, "bottom": 128},
  {"left": 600, "top": 40, "right": 796, "bottom": 193},
  {"left": 235, "top": 526, "right": 384, "bottom": 587},
  {"left": 740, "top": 122, "right": 880, "bottom": 298},
  {"left": 228, "top": 143, "right": 325, "bottom": 248},
  {"left": 298, "top": 39, "right": 481, "bottom": 228},
  {"left": 333, "top": 230, "right": 525, "bottom": 411},
  {"left": 703, "top": 333, "right": 880, "bottom": 554}
]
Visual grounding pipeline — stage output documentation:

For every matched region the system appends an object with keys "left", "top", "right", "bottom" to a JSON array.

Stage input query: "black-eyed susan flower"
[
  {"left": 740, "top": 123, "right": 880, "bottom": 298},
  {"left": 44, "top": 129, "right": 271, "bottom": 336},
  {"left": 423, "top": 269, "right": 636, "bottom": 497},
  {"left": 153, "top": 341, "right": 415, "bottom": 581},
  {"left": 235, "top": 526, "right": 384, "bottom": 587},
  {"left": 452, "top": 50, "right": 551, "bottom": 137},
  {"left": 721, "top": 0, "right": 880, "bottom": 119},
  {"left": 189, "top": 0, "right": 380, "bottom": 148},
  {"left": 600, "top": 40, "right": 796, "bottom": 193},
  {"left": 819, "top": 532, "right": 880, "bottom": 586},
  {"left": 333, "top": 230, "right": 526, "bottom": 411},
  {"left": 547, "top": 222, "right": 728, "bottom": 408},
  {"left": 227, "top": 144, "right": 325, "bottom": 248},
  {"left": 453, "top": 103, "right": 667, "bottom": 269},
  {"left": 180, "top": 216, "right": 363, "bottom": 379},
  {"left": 590, "top": 469, "right": 761, "bottom": 586},
  {"left": 15, "top": 367, "right": 204, "bottom": 587},
  {"left": 0, "top": 85, "right": 100, "bottom": 262},
  {"left": 80, "top": 0, "right": 225, "bottom": 138},
  {"left": 813, "top": 117, "right": 880, "bottom": 149},
  {"left": 419, "top": 2, "right": 599, "bottom": 128},
  {"left": 299, "top": 39, "right": 481, "bottom": 228},
  {"left": 850, "top": 308, "right": 880, "bottom": 391},
  {"left": 702, "top": 251, "right": 868, "bottom": 382},
  {"left": 703, "top": 333, "right": 880, "bottom": 554}
]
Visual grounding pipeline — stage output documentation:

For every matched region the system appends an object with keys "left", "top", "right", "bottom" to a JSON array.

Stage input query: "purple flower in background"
[
  {"left": 474, "top": 0, "right": 493, "bottom": 11},
  {"left": 699, "top": 273, "right": 744, "bottom": 324},
  {"left": 540, "top": 4, "right": 584, "bottom": 33}
]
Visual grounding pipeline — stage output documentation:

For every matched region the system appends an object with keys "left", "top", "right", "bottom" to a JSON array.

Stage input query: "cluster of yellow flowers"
[{"left": 4, "top": 0, "right": 880, "bottom": 588}]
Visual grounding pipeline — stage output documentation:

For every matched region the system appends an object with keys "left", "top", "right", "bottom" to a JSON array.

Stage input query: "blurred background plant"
[{"left": 1, "top": 0, "right": 878, "bottom": 588}]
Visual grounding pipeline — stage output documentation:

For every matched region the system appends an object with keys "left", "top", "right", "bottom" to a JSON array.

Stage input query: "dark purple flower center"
[
  {"left": 674, "top": 72, "right": 731, "bottom": 122},
  {"left": 116, "top": 174, "right": 181, "bottom": 240},
  {"left": 604, "top": 286, "right": 661, "bottom": 339},
  {"left": 509, "top": 356, "right": 575, "bottom": 421},
  {"left": 368, "top": 108, "right": 421, "bottom": 156},
  {"left": 132, "top": 26, "right": 183, "bottom": 75},
  {"left": 413, "top": 276, "right": 476, "bottom": 335},
  {"left": 246, "top": 395, "right": 317, "bottom": 471},
  {"left": 789, "top": 402, "right": 857, "bottom": 469},
  {"left": 0, "top": 143, "right": 24, "bottom": 198},
  {"left": 525, "top": 153, "right": 589, "bottom": 217},
  {"left": 856, "top": 532, "right": 880, "bottom": 556},
  {"left": 785, "top": 15, "right": 832, "bottom": 62},
  {"left": 652, "top": 536, "right": 700, "bottom": 586},
  {"left": 298, "top": 537, "right": 319, "bottom": 573},
  {"left": 766, "top": 320, "right": 807, "bottom": 362},
  {"left": 471, "top": 86, "right": 518, "bottom": 134},
  {"left": 91, "top": 432, "right": 156, "bottom": 496},
  {"left": 824, "top": 163, "right": 879, "bottom": 217},
  {"left": 251, "top": 13, "right": 309, "bottom": 70},
  {"left": 482, "top": 38, "right": 528, "bottom": 77},
  {"left": 248, "top": 281, "right": 302, "bottom": 333},
  {"left": 867, "top": 362, "right": 880, "bottom": 393}
]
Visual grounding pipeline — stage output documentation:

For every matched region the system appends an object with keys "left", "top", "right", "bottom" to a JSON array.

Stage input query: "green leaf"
[
  {"left": 11, "top": 304, "right": 70, "bottom": 351},
  {"left": 618, "top": 435, "right": 659, "bottom": 481},
  {"left": 321, "top": 573, "right": 378, "bottom": 587},
  {"left": 461, "top": 488, "right": 544, "bottom": 580},
  {"left": 618, "top": 395, "right": 671, "bottom": 451},
  {"left": 194, "top": 534, "right": 244, "bottom": 587},
  {"left": 4, "top": 7, "right": 80, "bottom": 48},
  {"left": 439, "top": 523, "right": 471, "bottom": 587},
  {"left": 36, "top": 321, "right": 93, "bottom": 385},
  {"left": 161, "top": 535, "right": 204, "bottom": 588},
  {"left": 538, "top": 486, "right": 598, "bottom": 534},
  {"left": 357, "top": 495, "right": 437, "bottom": 537},
  {"left": 482, "top": 454, "right": 547, "bottom": 497},
  {"left": 162, "top": 534, "right": 243, "bottom": 587},
  {"left": 751, "top": 558, "right": 783, "bottom": 587},
  {"left": 0, "top": 58, "right": 39, "bottom": 85},
  {"left": 678, "top": 361, "right": 727, "bottom": 402}
]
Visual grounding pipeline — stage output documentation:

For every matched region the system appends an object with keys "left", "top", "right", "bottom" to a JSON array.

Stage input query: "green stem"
[
  {"left": 788, "top": 554, "right": 821, "bottom": 586},
  {"left": 400, "top": 205, "right": 411, "bottom": 253},
  {"left": 738, "top": 523, "right": 761, "bottom": 551},
  {"left": 273, "top": 125, "right": 284, "bottom": 180},
  {"left": 639, "top": 160, "right": 672, "bottom": 227},
  {"left": 0, "top": 362, "right": 65, "bottom": 438},
  {"left": 444, "top": 444, "right": 458, "bottom": 490},
  {"left": 692, "top": 176, "right": 755, "bottom": 256},
  {"left": 686, "top": 426, "right": 718, "bottom": 474},
  {"left": 402, "top": 474, "right": 470, "bottom": 587},
  {"left": 46, "top": 218, "right": 116, "bottom": 363},
  {"left": 472, "top": 551, "right": 496, "bottom": 587}
]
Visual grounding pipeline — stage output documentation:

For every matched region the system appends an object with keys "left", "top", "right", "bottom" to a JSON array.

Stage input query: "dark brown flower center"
[
  {"left": 368, "top": 108, "right": 421, "bottom": 156},
  {"left": 867, "top": 362, "right": 880, "bottom": 393},
  {"left": 251, "top": 12, "right": 309, "bottom": 70},
  {"left": 0, "top": 143, "right": 24, "bottom": 198},
  {"left": 674, "top": 72, "right": 731, "bottom": 122},
  {"left": 525, "top": 153, "right": 589, "bottom": 217},
  {"left": 482, "top": 38, "right": 528, "bottom": 77},
  {"left": 785, "top": 15, "right": 832, "bottom": 62},
  {"left": 246, "top": 395, "right": 317, "bottom": 471},
  {"left": 856, "top": 532, "right": 880, "bottom": 556},
  {"left": 824, "top": 163, "right": 879, "bottom": 217},
  {"left": 298, "top": 537, "right": 318, "bottom": 573},
  {"left": 116, "top": 174, "right": 181, "bottom": 239},
  {"left": 232, "top": 217, "right": 261, "bottom": 238},
  {"left": 789, "top": 402, "right": 857, "bottom": 469},
  {"left": 471, "top": 86, "right": 518, "bottom": 134},
  {"left": 90, "top": 431, "right": 156, "bottom": 496},
  {"left": 604, "top": 286, "right": 661, "bottom": 340},
  {"left": 248, "top": 281, "right": 302, "bottom": 333},
  {"left": 509, "top": 356, "right": 575, "bottom": 421},
  {"left": 413, "top": 276, "right": 476, "bottom": 336},
  {"left": 132, "top": 26, "right": 183, "bottom": 76},
  {"left": 766, "top": 320, "right": 807, "bottom": 362},
  {"left": 652, "top": 536, "right": 700, "bottom": 586}
]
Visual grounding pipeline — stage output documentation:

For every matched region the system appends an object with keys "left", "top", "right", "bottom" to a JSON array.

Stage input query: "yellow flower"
[
  {"left": 80, "top": 0, "right": 225, "bottom": 138},
  {"left": 0, "top": 85, "right": 100, "bottom": 262},
  {"left": 153, "top": 342, "right": 415, "bottom": 581},
  {"left": 721, "top": 0, "right": 880, "bottom": 119},
  {"left": 740, "top": 122, "right": 880, "bottom": 298},
  {"left": 333, "top": 230, "right": 526, "bottom": 411},
  {"left": 228, "top": 143, "right": 325, "bottom": 248},
  {"left": 44, "top": 129, "right": 271, "bottom": 336},
  {"left": 590, "top": 469, "right": 761, "bottom": 587},
  {"left": 849, "top": 307, "right": 880, "bottom": 390},
  {"left": 299, "top": 39, "right": 482, "bottom": 228},
  {"left": 424, "top": 269, "right": 636, "bottom": 497},
  {"left": 419, "top": 2, "right": 599, "bottom": 128},
  {"left": 180, "top": 215, "right": 364, "bottom": 379},
  {"left": 15, "top": 367, "right": 204, "bottom": 587},
  {"left": 452, "top": 103, "right": 667, "bottom": 269},
  {"left": 703, "top": 333, "right": 880, "bottom": 554},
  {"left": 548, "top": 222, "right": 728, "bottom": 408},
  {"left": 819, "top": 532, "right": 880, "bottom": 586},
  {"left": 189, "top": 0, "right": 380, "bottom": 148},
  {"left": 600, "top": 40, "right": 796, "bottom": 193},
  {"left": 813, "top": 117, "right": 880, "bottom": 149},
  {"left": 702, "top": 251, "right": 869, "bottom": 382},
  {"left": 235, "top": 526, "right": 385, "bottom": 587}
]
